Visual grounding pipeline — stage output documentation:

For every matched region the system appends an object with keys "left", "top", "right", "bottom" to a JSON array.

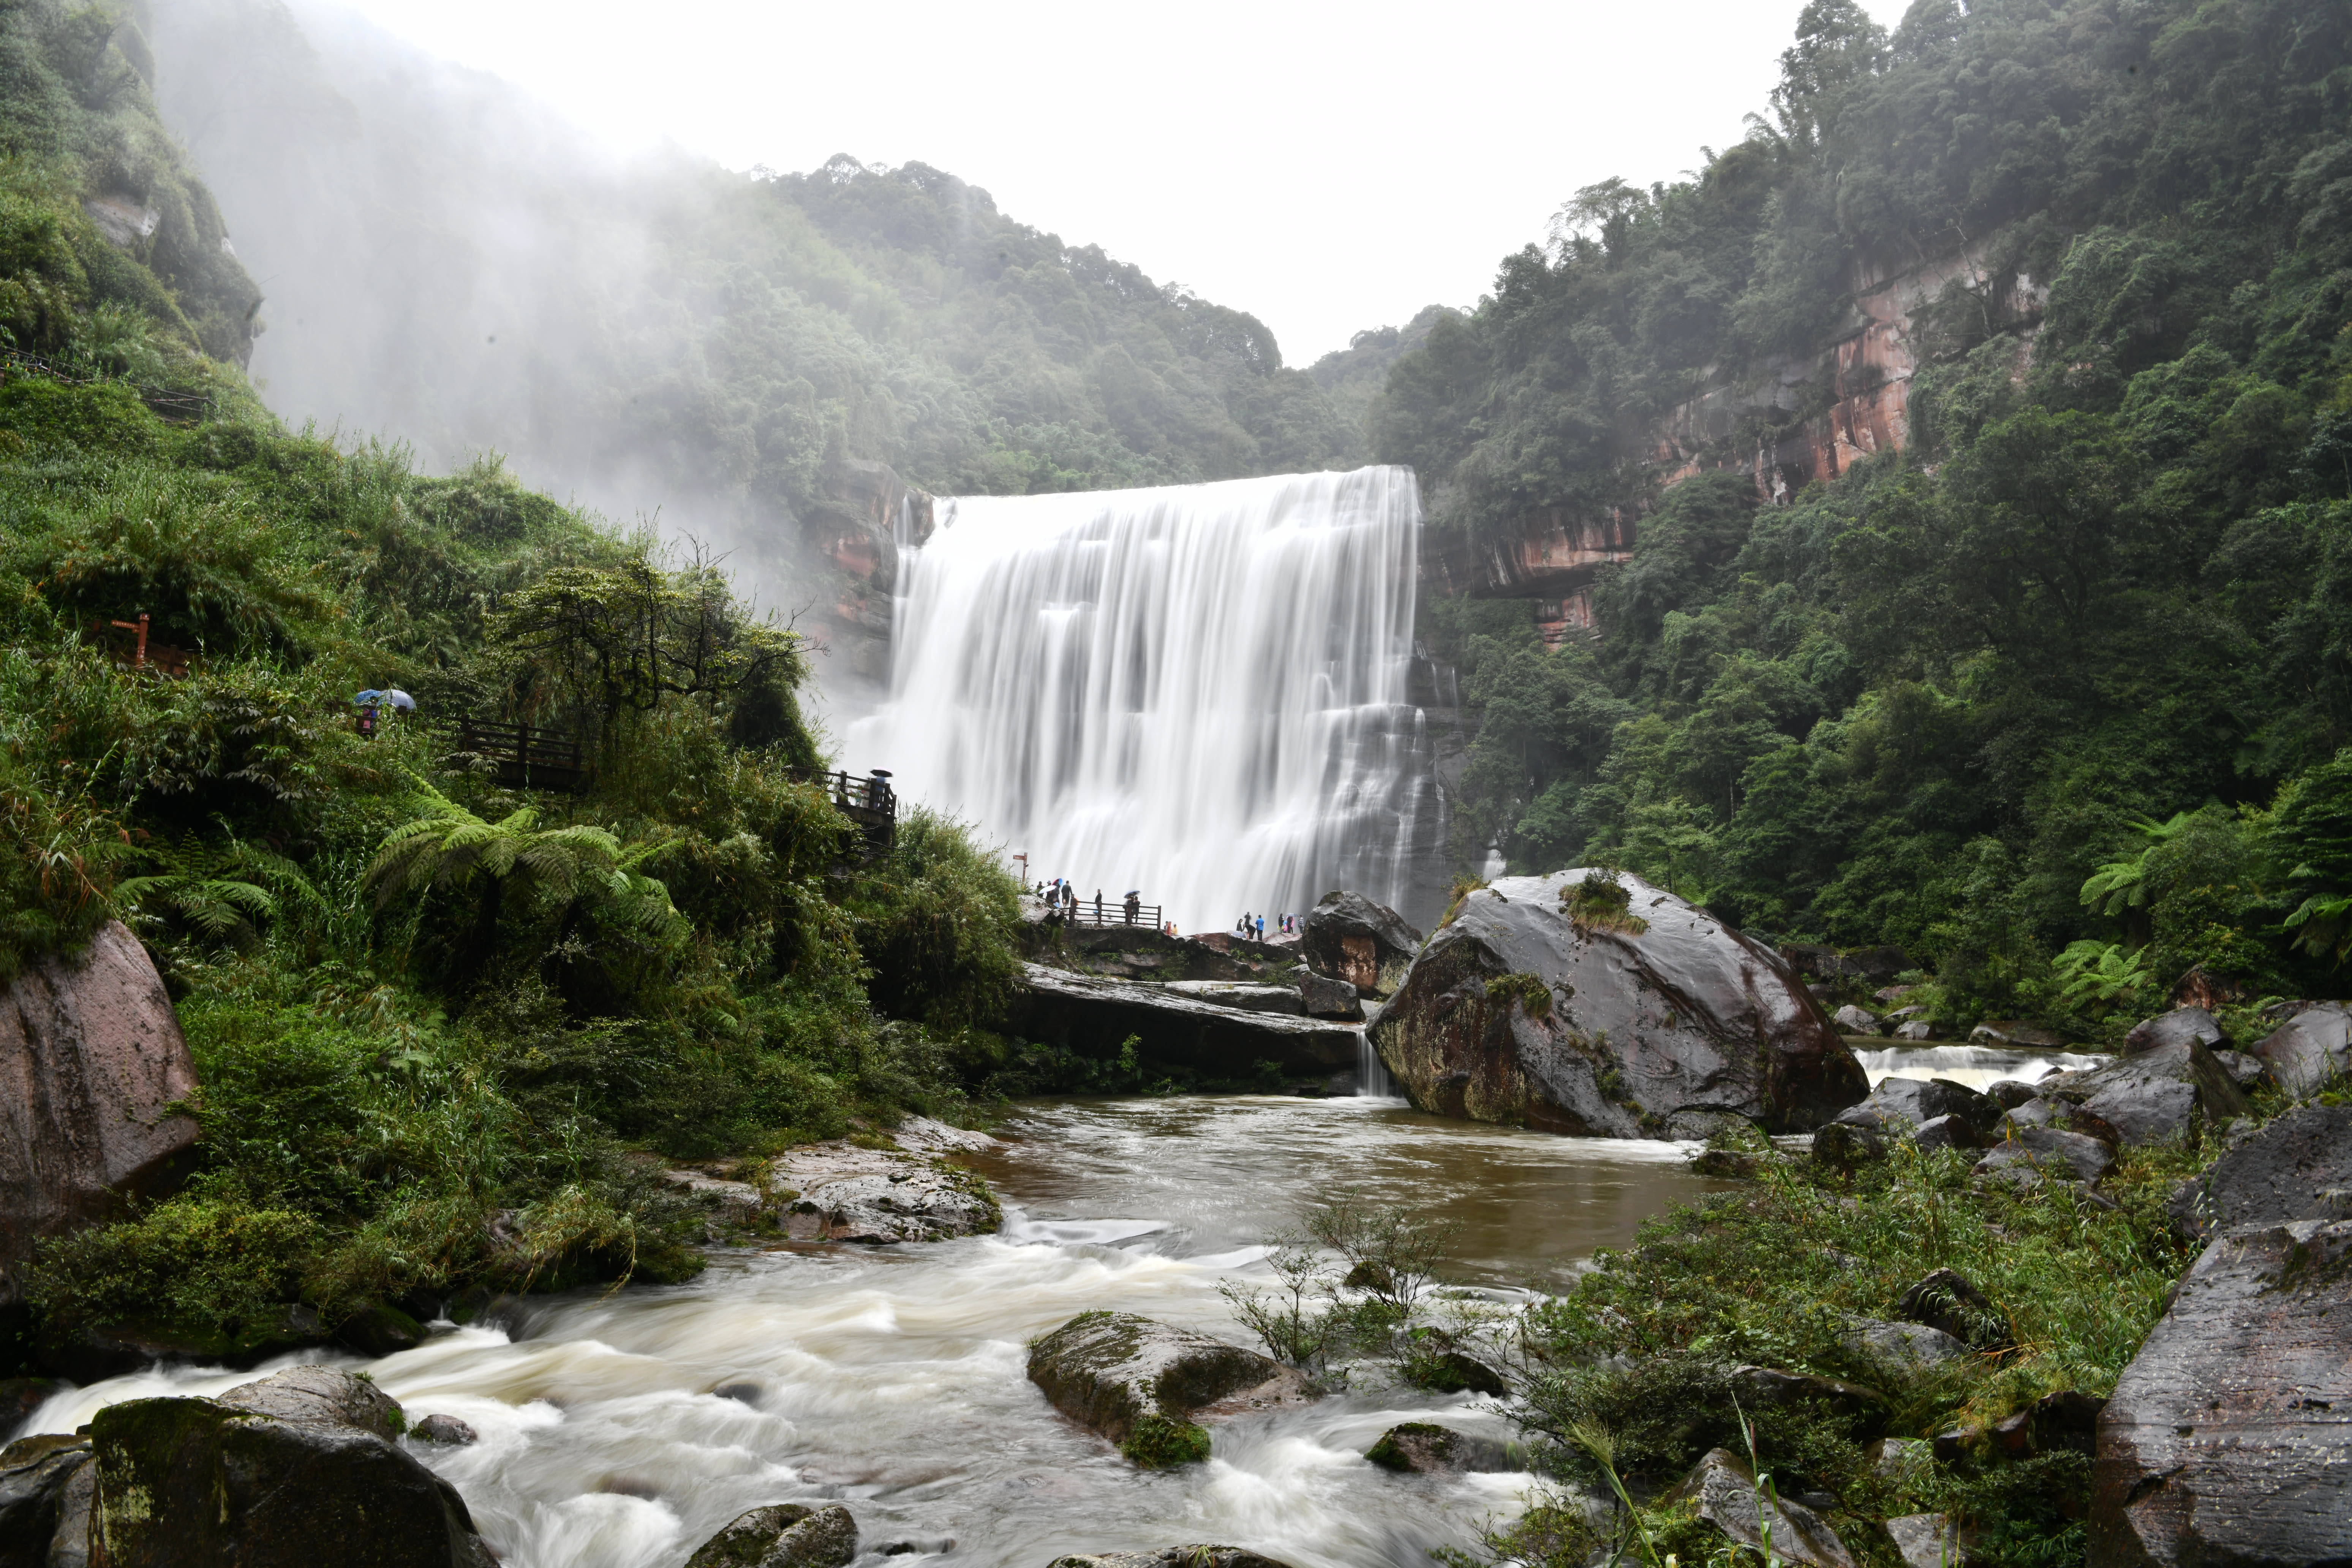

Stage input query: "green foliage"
[
  {"left": 1118, "top": 1413, "right": 1212, "bottom": 1469},
  {"left": 27, "top": 1193, "right": 320, "bottom": 1355},
  {"left": 1384, "top": 0, "right": 2352, "bottom": 1029},
  {"left": 1484, "top": 970, "right": 1557, "bottom": 1020}
]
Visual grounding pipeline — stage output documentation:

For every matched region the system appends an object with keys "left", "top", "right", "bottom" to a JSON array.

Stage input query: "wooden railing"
[
  {"left": 451, "top": 717, "right": 586, "bottom": 792},
  {"left": 1054, "top": 898, "right": 1164, "bottom": 930}
]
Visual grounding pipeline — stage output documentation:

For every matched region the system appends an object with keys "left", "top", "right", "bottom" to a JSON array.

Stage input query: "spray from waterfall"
[{"left": 849, "top": 466, "right": 1427, "bottom": 933}]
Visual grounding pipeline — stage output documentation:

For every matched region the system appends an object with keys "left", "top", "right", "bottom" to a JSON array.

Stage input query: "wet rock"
[
  {"left": 786, "top": 1166, "right": 999, "bottom": 1244},
  {"left": 1886, "top": 1513, "right": 1970, "bottom": 1568},
  {"left": 1844, "top": 1318, "right": 1973, "bottom": 1369},
  {"left": 409, "top": 1415, "right": 477, "bottom": 1446},
  {"left": 1047, "top": 1550, "right": 1297, "bottom": 1568},
  {"left": 1895, "top": 1020, "right": 1941, "bottom": 1042},
  {"left": 1896, "top": 1269, "right": 2007, "bottom": 1350},
  {"left": 2164, "top": 1103, "right": 2352, "bottom": 1241},
  {"left": 684, "top": 1503, "right": 857, "bottom": 1568},
  {"left": 1026, "top": 1312, "right": 1301, "bottom": 1468},
  {"left": 2075, "top": 1039, "right": 2251, "bottom": 1147},
  {"left": 1991, "top": 1390, "right": 2104, "bottom": 1459},
  {"left": 335, "top": 1302, "right": 427, "bottom": 1358},
  {"left": 0, "top": 921, "right": 199, "bottom": 1306},
  {"left": 0, "top": 1432, "right": 91, "bottom": 1563},
  {"left": 1160, "top": 982, "right": 1306, "bottom": 1015},
  {"left": 1301, "top": 891, "right": 1424, "bottom": 997},
  {"left": 2089, "top": 1219, "right": 2352, "bottom": 1568},
  {"left": 1912, "top": 1113, "right": 1983, "bottom": 1152},
  {"left": 1986, "top": 1081, "right": 2040, "bottom": 1110},
  {"left": 2124, "top": 1008, "right": 2222, "bottom": 1056},
  {"left": 1867, "top": 1436, "right": 1928, "bottom": 1479},
  {"left": 1402, "top": 1333, "right": 1507, "bottom": 1395},
  {"left": 1294, "top": 971, "right": 1363, "bottom": 1021},
  {"left": 1837, "top": 1077, "right": 2002, "bottom": 1136},
  {"left": 1833, "top": 1005, "right": 1883, "bottom": 1036},
  {"left": 0, "top": 1378, "right": 57, "bottom": 1440},
  {"left": 1995, "top": 1097, "right": 2122, "bottom": 1146},
  {"left": 87, "top": 1366, "right": 493, "bottom": 1567},
  {"left": 1364, "top": 1421, "right": 1522, "bottom": 1473},
  {"left": 1369, "top": 870, "right": 1866, "bottom": 1137},
  {"left": 2254, "top": 1002, "right": 2352, "bottom": 1099},
  {"left": 1668, "top": 1447, "right": 1856, "bottom": 1568},
  {"left": 1012, "top": 964, "right": 1360, "bottom": 1078},
  {"left": 1691, "top": 1148, "right": 1790, "bottom": 1178},
  {"left": 1973, "top": 1126, "right": 2118, "bottom": 1188},
  {"left": 2209, "top": 1049, "right": 2266, "bottom": 1089}
]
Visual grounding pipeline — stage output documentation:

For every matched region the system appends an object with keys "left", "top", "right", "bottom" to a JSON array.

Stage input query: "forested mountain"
[
  {"left": 1383, "top": 0, "right": 2352, "bottom": 1035},
  {"left": 145, "top": 0, "right": 1358, "bottom": 558}
]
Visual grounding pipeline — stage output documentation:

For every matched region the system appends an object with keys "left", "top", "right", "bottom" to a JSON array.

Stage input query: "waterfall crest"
[{"left": 849, "top": 466, "right": 1428, "bottom": 932}]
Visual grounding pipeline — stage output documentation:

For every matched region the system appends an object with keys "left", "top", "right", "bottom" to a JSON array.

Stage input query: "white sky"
[{"left": 327, "top": 0, "right": 1914, "bottom": 365}]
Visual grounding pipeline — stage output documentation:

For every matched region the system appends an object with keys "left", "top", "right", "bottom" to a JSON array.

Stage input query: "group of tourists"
[
  {"left": 1036, "top": 878, "right": 1167, "bottom": 933},
  {"left": 1232, "top": 910, "right": 1299, "bottom": 944}
]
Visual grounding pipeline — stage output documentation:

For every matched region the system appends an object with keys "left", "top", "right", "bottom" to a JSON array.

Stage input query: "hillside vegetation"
[
  {"left": 0, "top": 0, "right": 1045, "bottom": 1372},
  {"left": 1383, "top": 0, "right": 2352, "bottom": 1037}
]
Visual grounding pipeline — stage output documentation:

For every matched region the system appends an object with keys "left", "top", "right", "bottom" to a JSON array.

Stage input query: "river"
[{"left": 27, "top": 1094, "right": 1718, "bottom": 1568}]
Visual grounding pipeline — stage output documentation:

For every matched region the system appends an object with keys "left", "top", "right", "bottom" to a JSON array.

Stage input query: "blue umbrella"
[
  {"left": 384, "top": 689, "right": 416, "bottom": 711},
  {"left": 353, "top": 689, "right": 383, "bottom": 705}
]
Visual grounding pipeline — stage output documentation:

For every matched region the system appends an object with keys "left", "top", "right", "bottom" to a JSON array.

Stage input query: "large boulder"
[
  {"left": 1300, "top": 891, "right": 1423, "bottom": 997},
  {"left": 2254, "top": 1003, "right": 2352, "bottom": 1099},
  {"left": 1973, "top": 1126, "right": 2118, "bottom": 1189},
  {"left": 2165, "top": 1104, "right": 2352, "bottom": 1241},
  {"left": 1010, "top": 965, "right": 1359, "bottom": 1078},
  {"left": 2123, "top": 1008, "right": 2221, "bottom": 1056},
  {"left": 1293, "top": 971, "right": 1362, "bottom": 1021},
  {"left": 85, "top": 1366, "right": 493, "bottom": 1567},
  {"left": 684, "top": 1503, "right": 857, "bottom": 1568},
  {"left": 1048, "top": 1551, "right": 1296, "bottom": 1568},
  {"left": 0, "top": 1432, "right": 91, "bottom": 1564},
  {"left": 2089, "top": 1219, "right": 2352, "bottom": 1568},
  {"left": 1368, "top": 871, "right": 1866, "bottom": 1136},
  {"left": 1667, "top": 1447, "right": 1856, "bottom": 1568},
  {"left": 0, "top": 923, "right": 199, "bottom": 1304},
  {"left": 1025, "top": 1312, "right": 1300, "bottom": 1468},
  {"left": 1363, "top": 1421, "right": 1522, "bottom": 1473}
]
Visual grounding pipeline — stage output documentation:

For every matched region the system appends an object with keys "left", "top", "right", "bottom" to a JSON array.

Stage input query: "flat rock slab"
[
  {"left": 1026, "top": 1312, "right": 1303, "bottom": 1464},
  {"left": 1369, "top": 870, "right": 1865, "bottom": 1137},
  {"left": 2124, "top": 1008, "right": 2222, "bottom": 1056},
  {"left": 1838, "top": 1078, "right": 2000, "bottom": 1134},
  {"left": 0, "top": 921, "right": 199, "bottom": 1305},
  {"left": 2166, "top": 1104, "right": 2352, "bottom": 1241},
  {"left": 1159, "top": 982, "right": 1305, "bottom": 1015},
  {"left": 1668, "top": 1446, "right": 1855, "bottom": 1568},
  {"left": 218, "top": 1365, "right": 403, "bottom": 1441},
  {"left": 2090, "top": 1219, "right": 2352, "bottom": 1568},
  {"left": 1012, "top": 964, "right": 1360, "bottom": 1078},
  {"left": 666, "top": 1119, "right": 1004, "bottom": 1245}
]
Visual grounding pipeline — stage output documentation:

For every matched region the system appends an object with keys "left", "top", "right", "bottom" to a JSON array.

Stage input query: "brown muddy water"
[{"left": 28, "top": 1094, "right": 1723, "bottom": 1568}]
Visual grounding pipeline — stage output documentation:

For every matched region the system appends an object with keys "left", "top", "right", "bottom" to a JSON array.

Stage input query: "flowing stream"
[
  {"left": 28, "top": 1098, "right": 1719, "bottom": 1568},
  {"left": 848, "top": 469, "right": 1434, "bottom": 932}
]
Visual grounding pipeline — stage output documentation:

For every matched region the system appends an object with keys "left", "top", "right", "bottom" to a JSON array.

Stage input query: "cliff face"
[
  {"left": 1418, "top": 241, "right": 2047, "bottom": 616},
  {"left": 808, "top": 460, "right": 933, "bottom": 695}
]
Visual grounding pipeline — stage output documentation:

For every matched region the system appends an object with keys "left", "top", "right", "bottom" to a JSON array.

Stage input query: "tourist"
[
  {"left": 1093, "top": 888, "right": 1103, "bottom": 924},
  {"left": 1123, "top": 890, "right": 1140, "bottom": 925}
]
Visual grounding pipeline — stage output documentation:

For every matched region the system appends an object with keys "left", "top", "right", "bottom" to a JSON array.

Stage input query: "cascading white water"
[{"left": 847, "top": 467, "right": 1427, "bottom": 932}]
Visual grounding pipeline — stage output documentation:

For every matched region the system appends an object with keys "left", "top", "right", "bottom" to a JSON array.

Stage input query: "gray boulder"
[
  {"left": 2124, "top": 1008, "right": 2222, "bottom": 1056},
  {"left": 1012, "top": 964, "right": 1359, "bottom": 1079},
  {"left": 1300, "top": 891, "right": 1424, "bottom": 998},
  {"left": 2254, "top": 1003, "right": 2352, "bottom": 1099},
  {"left": 1668, "top": 1447, "right": 1856, "bottom": 1568},
  {"left": 2209, "top": 1050, "right": 2267, "bottom": 1089},
  {"left": 1996, "top": 1097, "right": 2121, "bottom": 1146},
  {"left": 1973, "top": 1126, "right": 2118, "bottom": 1189},
  {"left": 86, "top": 1366, "right": 492, "bottom": 1567},
  {"left": 1986, "top": 1081, "right": 2040, "bottom": 1109},
  {"left": 2165, "top": 1104, "right": 2352, "bottom": 1241},
  {"left": 2073, "top": 1039, "right": 2252, "bottom": 1147},
  {"left": 1832, "top": 1005, "right": 1883, "bottom": 1036},
  {"left": 1895, "top": 1020, "right": 1941, "bottom": 1041},
  {"left": 1913, "top": 1113, "right": 1983, "bottom": 1152},
  {"left": 1970, "top": 1020, "right": 2072, "bottom": 1049},
  {"left": 1048, "top": 1551, "right": 1296, "bottom": 1568},
  {"left": 2089, "top": 1220, "right": 2352, "bottom": 1568},
  {"left": 1363, "top": 1422, "right": 1522, "bottom": 1473},
  {"left": 0, "top": 1432, "right": 91, "bottom": 1564},
  {"left": 1368, "top": 871, "right": 1866, "bottom": 1136},
  {"left": 684, "top": 1503, "right": 857, "bottom": 1568},
  {"left": 1293, "top": 971, "right": 1362, "bottom": 1021},
  {"left": 1838, "top": 1077, "right": 2001, "bottom": 1136},
  {"left": 1025, "top": 1312, "right": 1299, "bottom": 1468},
  {"left": 1727, "top": 1366, "right": 1886, "bottom": 1424},
  {"left": 0, "top": 922, "right": 199, "bottom": 1305},
  {"left": 785, "top": 1167, "right": 999, "bottom": 1244},
  {"left": 1844, "top": 1318, "right": 1973, "bottom": 1369},
  {"left": 409, "top": 1415, "right": 477, "bottom": 1446},
  {"left": 1886, "top": 1514, "right": 1970, "bottom": 1568}
]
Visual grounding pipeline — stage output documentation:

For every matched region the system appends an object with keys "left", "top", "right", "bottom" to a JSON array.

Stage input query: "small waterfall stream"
[{"left": 849, "top": 468, "right": 1430, "bottom": 932}]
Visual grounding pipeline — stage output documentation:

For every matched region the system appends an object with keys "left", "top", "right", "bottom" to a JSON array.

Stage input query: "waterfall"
[{"left": 848, "top": 466, "right": 1427, "bottom": 932}]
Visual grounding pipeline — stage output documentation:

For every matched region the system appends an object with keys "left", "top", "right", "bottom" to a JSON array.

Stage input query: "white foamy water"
[
  {"left": 848, "top": 469, "right": 1432, "bottom": 933},
  {"left": 27, "top": 1097, "right": 1718, "bottom": 1568},
  {"left": 1856, "top": 1043, "right": 2110, "bottom": 1092}
]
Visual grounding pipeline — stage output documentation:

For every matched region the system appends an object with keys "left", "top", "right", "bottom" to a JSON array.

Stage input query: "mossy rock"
[
  {"left": 1119, "top": 1413, "right": 1212, "bottom": 1468},
  {"left": 684, "top": 1502, "right": 857, "bottom": 1568},
  {"left": 1026, "top": 1310, "right": 1288, "bottom": 1467},
  {"left": 1365, "top": 1421, "right": 1522, "bottom": 1474}
]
